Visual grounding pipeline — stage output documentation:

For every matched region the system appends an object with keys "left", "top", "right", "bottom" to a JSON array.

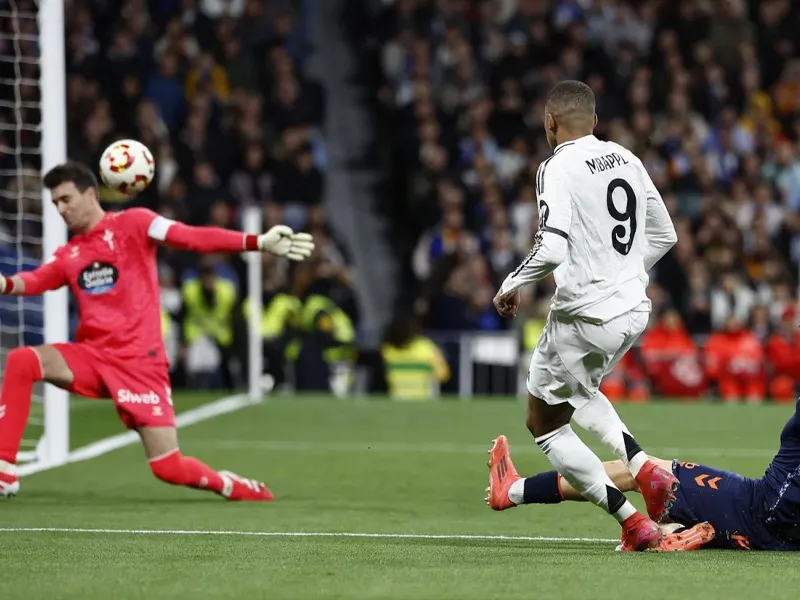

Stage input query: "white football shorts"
[{"left": 527, "top": 308, "right": 649, "bottom": 409}]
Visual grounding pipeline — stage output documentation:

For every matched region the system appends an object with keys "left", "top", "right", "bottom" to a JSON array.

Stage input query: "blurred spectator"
[
  {"left": 705, "top": 315, "right": 765, "bottom": 403},
  {"left": 600, "top": 352, "right": 649, "bottom": 403},
  {"left": 766, "top": 306, "right": 800, "bottom": 402},
  {"left": 288, "top": 254, "right": 357, "bottom": 395},
  {"left": 370, "top": 0, "right": 800, "bottom": 373},
  {"left": 0, "top": 0, "right": 337, "bottom": 390},
  {"left": 146, "top": 51, "right": 185, "bottom": 130},
  {"left": 641, "top": 308, "right": 707, "bottom": 398},
  {"left": 159, "top": 263, "right": 182, "bottom": 370},
  {"left": 381, "top": 312, "right": 450, "bottom": 400},
  {"left": 180, "top": 258, "right": 238, "bottom": 389},
  {"left": 710, "top": 271, "right": 757, "bottom": 331}
]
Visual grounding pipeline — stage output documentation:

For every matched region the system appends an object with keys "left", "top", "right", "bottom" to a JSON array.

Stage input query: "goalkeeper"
[{"left": 0, "top": 162, "right": 314, "bottom": 501}]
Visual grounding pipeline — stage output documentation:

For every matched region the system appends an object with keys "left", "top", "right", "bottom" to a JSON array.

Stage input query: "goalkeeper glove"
[{"left": 258, "top": 225, "right": 315, "bottom": 261}]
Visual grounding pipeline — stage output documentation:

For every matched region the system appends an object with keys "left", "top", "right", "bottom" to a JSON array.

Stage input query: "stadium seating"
[
  {"left": 0, "top": 0, "right": 359, "bottom": 389},
  {"left": 363, "top": 0, "right": 800, "bottom": 399}
]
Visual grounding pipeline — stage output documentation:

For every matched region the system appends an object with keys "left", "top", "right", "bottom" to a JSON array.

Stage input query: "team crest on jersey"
[{"left": 78, "top": 262, "right": 119, "bottom": 295}]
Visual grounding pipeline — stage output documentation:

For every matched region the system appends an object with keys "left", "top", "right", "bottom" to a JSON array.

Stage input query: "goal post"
[
  {"left": 6, "top": 0, "right": 69, "bottom": 469},
  {"left": 243, "top": 205, "right": 263, "bottom": 401},
  {"left": 39, "top": 0, "right": 69, "bottom": 467}
]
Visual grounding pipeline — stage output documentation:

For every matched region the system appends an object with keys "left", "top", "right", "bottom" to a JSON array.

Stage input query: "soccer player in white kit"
[{"left": 487, "top": 81, "right": 679, "bottom": 550}]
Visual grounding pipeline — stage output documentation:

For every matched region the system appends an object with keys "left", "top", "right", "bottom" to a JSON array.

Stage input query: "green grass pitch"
[{"left": 4, "top": 394, "right": 800, "bottom": 600}]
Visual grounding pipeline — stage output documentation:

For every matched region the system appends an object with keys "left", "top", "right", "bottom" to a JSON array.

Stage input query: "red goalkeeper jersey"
[{"left": 18, "top": 208, "right": 259, "bottom": 360}]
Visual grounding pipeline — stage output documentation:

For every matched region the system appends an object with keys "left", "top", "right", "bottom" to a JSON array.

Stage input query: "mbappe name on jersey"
[{"left": 585, "top": 152, "right": 629, "bottom": 175}]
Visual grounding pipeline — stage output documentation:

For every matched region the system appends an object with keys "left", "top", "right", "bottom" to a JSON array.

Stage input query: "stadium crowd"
[
  {"left": 0, "top": 0, "right": 359, "bottom": 391},
  {"left": 368, "top": 0, "right": 800, "bottom": 401}
]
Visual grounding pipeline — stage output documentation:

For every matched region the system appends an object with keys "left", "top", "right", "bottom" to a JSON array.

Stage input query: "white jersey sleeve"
[
  {"left": 500, "top": 160, "right": 572, "bottom": 295},
  {"left": 639, "top": 170, "right": 677, "bottom": 271}
]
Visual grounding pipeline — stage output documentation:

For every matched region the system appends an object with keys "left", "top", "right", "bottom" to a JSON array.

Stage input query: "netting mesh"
[{"left": 0, "top": 0, "right": 46, "bottom": 461}]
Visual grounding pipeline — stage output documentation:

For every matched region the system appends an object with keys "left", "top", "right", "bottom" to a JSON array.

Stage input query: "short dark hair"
[
  {"left": 383, "top": 311, "right": 420, "bottom": 348},
  {"left": 545, "top": 80, "right": 596, "bottom": 120},
  {"left": 43, "top": 161, "right": 99, "bottom": 192}
]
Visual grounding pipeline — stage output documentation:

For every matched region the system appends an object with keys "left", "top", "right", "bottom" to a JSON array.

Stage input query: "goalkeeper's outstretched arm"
[
  {"left": 134, "top": 209, "right": 315, "bottom": 261},
  {"left": 0, "top": 258, "right": 67, "bottom": 296}
]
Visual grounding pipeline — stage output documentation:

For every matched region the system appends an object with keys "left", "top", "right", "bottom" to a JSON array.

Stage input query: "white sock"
[
  {"left": 508, "top": 478, "right": 525, "bottom": 505},
  {"left": 535, "top": 424, "right": 638, "bottom": 523},
  {"left": 628, "top": 452, "right": 648, "bottom": 477},
  {"left": 0, "top": 459, "right": 16, "bottom": 476},
  {"left": 573, "top": 392, "right": 649, "bottom": 477}
]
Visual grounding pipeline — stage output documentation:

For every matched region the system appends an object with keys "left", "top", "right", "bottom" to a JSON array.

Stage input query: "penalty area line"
[
  {"left": 0, "top": 527, "right": 618, "bottom": 544},
  {"left": 17, "top": 394, "right": 260, "bottom": 478}
]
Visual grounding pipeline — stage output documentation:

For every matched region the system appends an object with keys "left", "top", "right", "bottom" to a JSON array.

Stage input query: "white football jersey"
[{"left": 500, "top": 134, "right": 677, "bottom": 323}]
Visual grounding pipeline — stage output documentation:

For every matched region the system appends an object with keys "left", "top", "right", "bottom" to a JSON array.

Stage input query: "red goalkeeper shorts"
[{"left": 53, "top": 343, "right": 175, "bottom": 430}]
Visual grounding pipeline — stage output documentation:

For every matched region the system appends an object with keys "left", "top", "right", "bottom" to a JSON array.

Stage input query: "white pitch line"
[{"left": 0, "top": 527, "right": 618, "bottom": 543}]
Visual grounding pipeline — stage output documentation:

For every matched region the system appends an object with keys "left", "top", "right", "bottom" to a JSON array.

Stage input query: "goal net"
[{"left": 1, "top": 0, "right": 68, "bottom": 472}]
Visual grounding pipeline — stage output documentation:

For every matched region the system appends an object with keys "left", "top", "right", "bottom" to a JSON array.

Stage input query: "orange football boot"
[
  {"left": 618, "top": 522, "right": 715, "bottom": 552},
  {"left": 636, "top": 460, "right": 680, "bottom": 523},
  {"left": 620, "top": 512, "right": 664, "bottom": 551},
  {"left": 485, "top": 435, "right": 521, "bottom": 511}
]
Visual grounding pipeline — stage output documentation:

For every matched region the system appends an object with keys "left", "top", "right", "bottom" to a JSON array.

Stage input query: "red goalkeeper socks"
[
  {"left": 0, "top": 347, "right": 42, "bottom": 464},
  {"left": 149, "top": 450, "right": 224, "bottom": 494}
]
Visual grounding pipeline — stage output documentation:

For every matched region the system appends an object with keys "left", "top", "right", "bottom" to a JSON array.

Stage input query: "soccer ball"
[{"left": 99, "top": 139, "right": 155, "bottom": 196}]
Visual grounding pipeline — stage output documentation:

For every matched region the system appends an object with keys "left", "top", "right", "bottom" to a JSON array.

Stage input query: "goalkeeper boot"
[
  {"left": 219, "top": 470, "right": 274, "bottom": 502},
  {"left": 0, "top": 466, "right": 19, "bottom": 498},
  {"left": 636, "top": 460, "right": 680, "bottom": 523},
  {"left": 485, "top": 435, "right": 521, "bottom": 511}
]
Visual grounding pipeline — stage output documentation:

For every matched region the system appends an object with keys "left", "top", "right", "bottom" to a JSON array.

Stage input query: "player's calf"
[
  {"left": 536, "top": 425, "right": 662, "bottom": 549},
  {"left": 149, "top": 449, "right": 224, "bottom": 491},
  {"left": 148, "top": 449, "right": 273, "bottom": 502},
  {"left": 572, "top": 393, "right": 679, "bottom": 522}
]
